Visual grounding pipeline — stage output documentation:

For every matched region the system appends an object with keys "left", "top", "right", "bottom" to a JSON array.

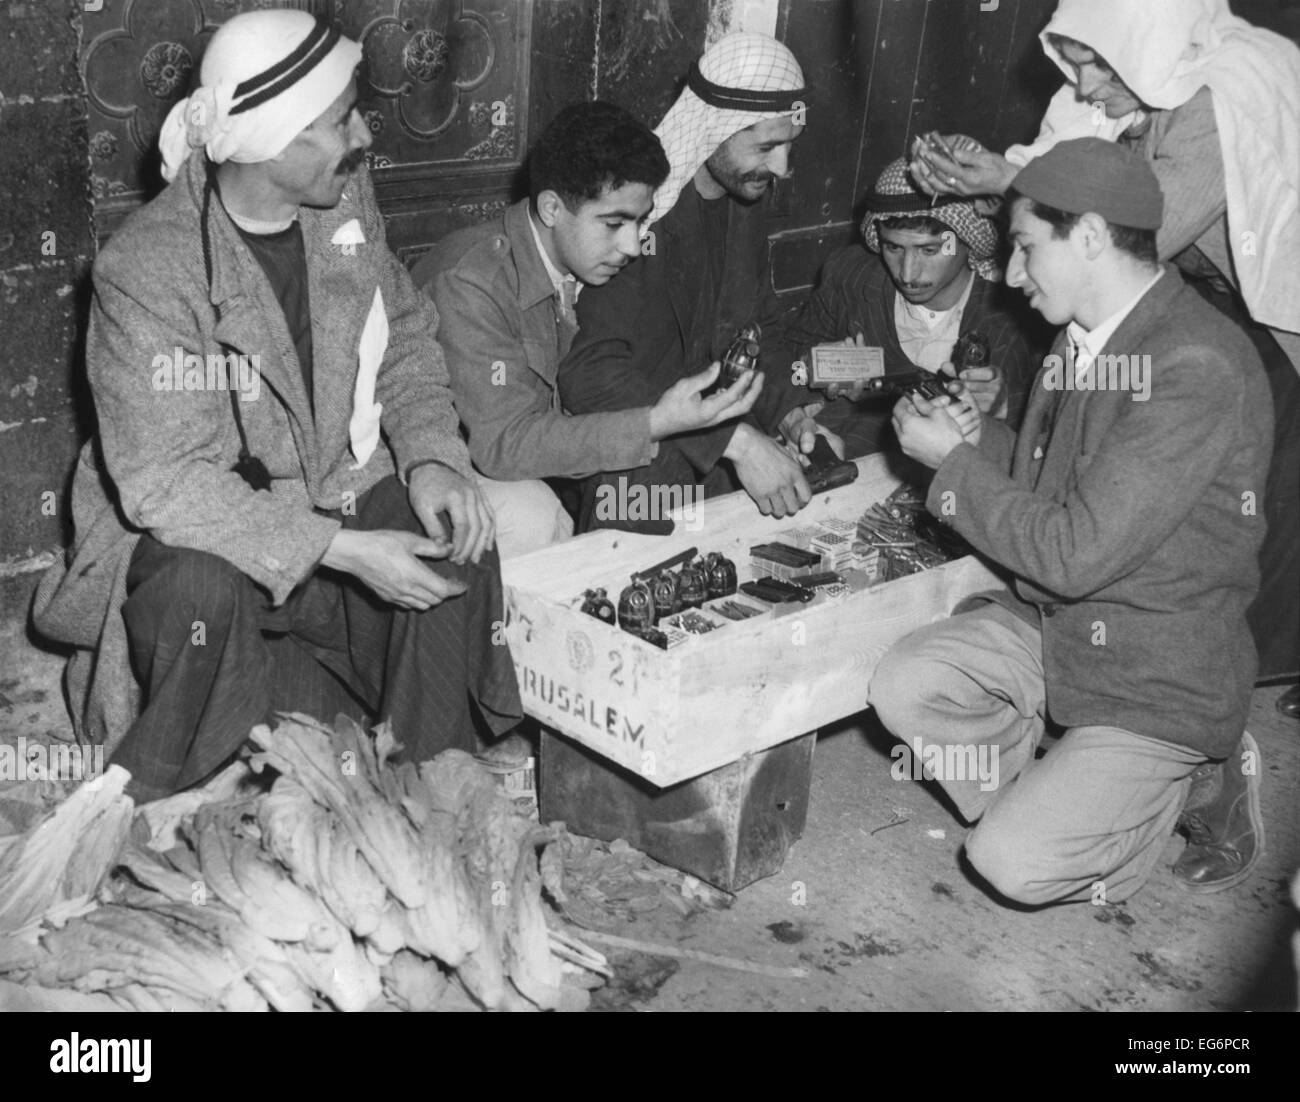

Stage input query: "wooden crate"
[{"left": 501, "top": 454, "right": 1004, "bottom": 789}]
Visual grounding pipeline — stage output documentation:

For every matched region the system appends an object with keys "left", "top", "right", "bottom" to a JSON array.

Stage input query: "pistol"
[
  {"left": 860, "top": 370, "right": 953, "bottom": 402},
  {"left": 804, "top": 435, "right": 858, "bottom": 495},
  {"left": 952, "top": 331, "right": 990, "bottom": 372}
]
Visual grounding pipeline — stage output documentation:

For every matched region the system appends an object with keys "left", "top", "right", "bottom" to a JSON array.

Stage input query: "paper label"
[{"left": 810, "top": 345, "right": 885, "bottom": 385}]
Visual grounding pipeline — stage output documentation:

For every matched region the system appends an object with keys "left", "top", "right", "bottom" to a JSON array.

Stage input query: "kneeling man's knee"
[
  {"left": 966, "top": 819, "right": 1052, "bottom": 905},
  {"left": 869, "top": 637, "right": 939, "bottom": 735}
]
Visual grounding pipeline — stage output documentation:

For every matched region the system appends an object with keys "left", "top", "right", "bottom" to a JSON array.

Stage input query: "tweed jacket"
[
  {"left": 34, "top": 152, "right": 472, "bottom": 746},
  {"left": 558, "top": 182, "right": 807, "bottom": 477},
  {"left": 930, "top": 266, "right": 1272, "bottom": 758},
  {"left": 412, "top": 199, "right": 655, "bottom": 481}
]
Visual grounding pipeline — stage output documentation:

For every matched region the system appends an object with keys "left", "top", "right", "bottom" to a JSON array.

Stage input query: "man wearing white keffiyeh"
[
  {"left": 647, "top": 31, "right": 809, "bottom": 226},
  {"left": 34, "top": 10, "right": 523, "bottom": 798},
  {"left": 559, "top": 32, "right": 832, "bottom": 532}
]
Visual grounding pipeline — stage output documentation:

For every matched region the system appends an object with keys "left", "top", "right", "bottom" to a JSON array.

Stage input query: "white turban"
[
  {"left": 648, "top": 32, "right": 807, "bottom": 226},
  {"left": 159, "top": 10, "right": 363, "bottom": 183}
]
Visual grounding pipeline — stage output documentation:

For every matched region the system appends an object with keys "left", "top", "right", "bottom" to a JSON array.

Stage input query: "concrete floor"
[{"left": 2, "top": 572, "right": 1297, "bottom": 1012}]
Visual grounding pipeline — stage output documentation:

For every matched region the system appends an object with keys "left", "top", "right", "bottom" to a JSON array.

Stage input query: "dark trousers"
[{"left": 114, "top": 476, "right": 522, "bottom": 801}]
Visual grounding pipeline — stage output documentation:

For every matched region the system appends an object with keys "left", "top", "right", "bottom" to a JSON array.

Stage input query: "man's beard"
[{"left": 703, "top": 152, "right": 775, "bottom": 203}]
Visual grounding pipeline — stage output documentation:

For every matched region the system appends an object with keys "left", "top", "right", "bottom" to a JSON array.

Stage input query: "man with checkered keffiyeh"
[
  {"left": 785, "top": 157, "right": 1044, "bottom": 459},
  {"left": 557, "top": 32, "right": 832, "bottom": 534}
]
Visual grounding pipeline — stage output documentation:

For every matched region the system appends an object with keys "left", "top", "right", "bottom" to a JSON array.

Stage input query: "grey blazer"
[{"left": 930, "top": 266, "right": 1273, "bottom": 758}]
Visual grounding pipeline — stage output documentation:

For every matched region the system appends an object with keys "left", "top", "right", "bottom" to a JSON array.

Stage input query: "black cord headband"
[
  {"left": 229, "top": 17, "right": 340, "bottom": 117},
  {"left": 686, "top": 60, "right": 808, "bottom": 112}
]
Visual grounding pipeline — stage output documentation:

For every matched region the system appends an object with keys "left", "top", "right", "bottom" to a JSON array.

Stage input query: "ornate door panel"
[
  {"left": 81, "top": 0, "right": 329, "bottom": 235},
  {"left": 339, "top": 0, "right": 531, "bottom": 264},
  {"left": 80, "top": 0, "right": 531, "bottom": 259}
]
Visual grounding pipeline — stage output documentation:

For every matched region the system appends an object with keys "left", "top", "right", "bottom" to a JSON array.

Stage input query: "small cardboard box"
[
  {"left": 809, "top": 343, "right": 885, "bottom": 386},
  {"left": 502, "top": 454, "right": 1004, "bottom": 790}
]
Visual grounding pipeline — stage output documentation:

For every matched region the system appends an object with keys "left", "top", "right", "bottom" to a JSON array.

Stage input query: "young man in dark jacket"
[{"left": 871, "top": 140, "right": 1271, "bottom": 903}]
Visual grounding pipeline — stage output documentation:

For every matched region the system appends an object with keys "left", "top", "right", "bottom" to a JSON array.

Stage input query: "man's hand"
[
  {"left": 724, "top": 422, "right": 811, "bottom": 518},
  {"left": 778, "top": 404, "right": 845, "bottom": 463},
  {"left": 893, "top": 393, "right": 973, "bottom": 469},
  {"left": 648, "top": 363, "right": 763, "bottom": 440},
  {"left": 942, "top": 384, "right": 984, "bottom": 446},
  {"left": 908, "top": 133, "right": 1017, "bottom": 198},
  {"left": 940, "top": 359, "right": 1007, "bottom": 419},
  {"left": 408, "top": 462, "right": 495, "bottom": 565},
  {"left": 322, "top": 529, "right": 467, "bottom": 609}
]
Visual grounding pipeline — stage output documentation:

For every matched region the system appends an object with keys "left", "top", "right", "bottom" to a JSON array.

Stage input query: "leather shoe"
[
  {"left": 1173, "top": 731, "right": 1264, "bottom": 894},
  {"left": 1277, "top": 684, "right": 1300, "bottom": 720}
]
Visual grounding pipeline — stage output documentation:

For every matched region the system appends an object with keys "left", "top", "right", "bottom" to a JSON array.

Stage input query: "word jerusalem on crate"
[{"left": 501, "top": 454, "right": 1004, "bottom": 891}]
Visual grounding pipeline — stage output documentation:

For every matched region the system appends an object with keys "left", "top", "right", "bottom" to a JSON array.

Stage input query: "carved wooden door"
[{"left": 81, "top": 0, "right": 533, "bottom": 260}]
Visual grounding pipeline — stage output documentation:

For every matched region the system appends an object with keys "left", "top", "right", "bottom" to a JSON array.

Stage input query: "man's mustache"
[{"left": 337, "top": 150, "right": 366, "bottom": 176}]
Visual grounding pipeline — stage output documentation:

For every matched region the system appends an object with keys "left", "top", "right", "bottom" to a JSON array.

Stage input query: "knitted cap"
[{"left": 1010, "top": 137, "right": 1164, "bottom": 229}]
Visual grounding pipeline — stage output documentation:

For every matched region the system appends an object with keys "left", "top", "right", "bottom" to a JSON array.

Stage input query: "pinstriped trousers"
[{"left": 113, "top": 476, "right": 522, "bottom": 802}]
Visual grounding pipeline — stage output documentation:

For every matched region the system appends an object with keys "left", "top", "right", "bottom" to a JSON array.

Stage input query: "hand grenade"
[
  {"left": 719, "top": 323, "right": 762, "bottom": 388},
  {"left": 704, "top": 552, "right": 738, "bottom": 599},
  {"left": 580, "top": 587, "right": 616, "bottom": 625},
  {"left": 677, "top": 559, "right": 709, "bottom": 610},
  {"left": 648, "top": 571, "right": 681, "bottom": 624},
  {"left": 617, "top": 578, "right": 656, "bottom": 633}
]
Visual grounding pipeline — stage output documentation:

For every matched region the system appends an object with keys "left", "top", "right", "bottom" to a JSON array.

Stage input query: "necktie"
[
  {"left": 557, "top": 278, "right": 578, "bottom": 324},
  {"left": 554, "top": 278, "right": 579, "bottom": 356}
]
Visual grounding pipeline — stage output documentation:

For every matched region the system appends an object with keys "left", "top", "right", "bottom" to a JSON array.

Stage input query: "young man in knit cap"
[
  {"left": 558, "top": 32, "right": 832, "bottom": 533},
  {"left": 414, "top": 102, "right": 761, "bottom": 558},
  {"left": 787, "top": 156, "right": 1040, "bottom": 458},
  {"left": 33, "top": 10, "right": 522, "bottom": 800},
  {"left": 869, "top": 138, "right": 1271, "bottom": 903}
]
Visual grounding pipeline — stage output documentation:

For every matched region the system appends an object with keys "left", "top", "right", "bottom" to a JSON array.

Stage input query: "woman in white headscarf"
[
  {"left": 914, "top": 0, "right": 1299, "bottom": 360},
  {"left": 912, "top": 0, "right": 1300, "bottom": 709}
]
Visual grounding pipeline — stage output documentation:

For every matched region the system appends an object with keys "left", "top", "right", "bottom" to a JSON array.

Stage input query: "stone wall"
[{"left": 0, "top": 1, "right": 94, "bottom": 571}]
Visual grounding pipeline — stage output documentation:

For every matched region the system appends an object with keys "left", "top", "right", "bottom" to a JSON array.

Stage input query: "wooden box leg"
[{"left": 539, "top": 727, "right": 816, "bottom": 892}]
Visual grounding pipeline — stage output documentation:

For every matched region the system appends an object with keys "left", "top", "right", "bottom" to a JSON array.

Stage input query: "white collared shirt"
[
  {"left": 893, "top": 269, "right": 975, "bottom": 374},
  {"left": 527, "top": 208, "right": 581, "bottom": 305},
  {"left": 1066, "top": 268, "right": 1164, "bottom": 383}
]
